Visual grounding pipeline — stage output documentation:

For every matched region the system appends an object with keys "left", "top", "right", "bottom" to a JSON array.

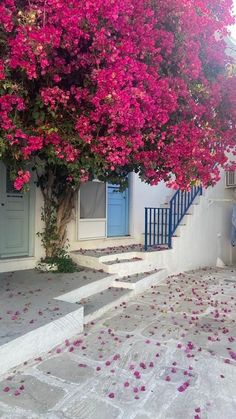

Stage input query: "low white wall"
[{"left": 144, "top": 180, "right": 236, "bottom": 272}]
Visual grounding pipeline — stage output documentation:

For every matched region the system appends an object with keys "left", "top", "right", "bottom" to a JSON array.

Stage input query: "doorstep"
[
  {"left": 69, "top": 236, "right": 141, "bottom": 251},
  {"left": 0, "top": 257, "right": 37, "bottom": 273}
]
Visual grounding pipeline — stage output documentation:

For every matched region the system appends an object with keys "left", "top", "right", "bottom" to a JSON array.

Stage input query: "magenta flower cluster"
[{"left": 0, "top": 0, "right": 235, "bottom": 189}]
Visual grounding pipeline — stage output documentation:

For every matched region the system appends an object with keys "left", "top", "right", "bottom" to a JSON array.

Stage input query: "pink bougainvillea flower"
[
  {"left": 177, "top": 381, "right": 190, "bottom": 392},
  {"left": 14, "top": 390, "right": 21, "bottom": 396},
  {"left": 0, "top": 0, "right": 235, "bottom": 256},
  {"left": 134, "top": 371, "right": 141, "bottom": 379},
  {"left": 187, "top": 342, "right": 194, "bottom": 350},
  {"left": 139, "top": 362, "right": 146, "bottom": 370},
  {"left": 229, "top": 351, "right": 236, "bottom": 361}
]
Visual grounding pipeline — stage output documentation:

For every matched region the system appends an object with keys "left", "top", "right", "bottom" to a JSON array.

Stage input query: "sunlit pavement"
[{"left": 0, "top": 266, "right": 236, "bottom": 419}]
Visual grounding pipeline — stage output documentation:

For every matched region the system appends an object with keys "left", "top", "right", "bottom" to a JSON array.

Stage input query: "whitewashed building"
[{"left": 0, "top": 161, "right": 235, "bottom": 273}]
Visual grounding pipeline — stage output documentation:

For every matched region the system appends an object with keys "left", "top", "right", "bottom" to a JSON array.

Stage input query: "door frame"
[
  {"left": 77, "top": 177, "right": 130, "bottom": 240},
  {"left": 107, "top": 183, "right": 129, "bottom": 237},
  {"left": 28, "top": 176, "right": 36, "bottom": 257},
  {"left": 0, "top": 162, "right": 36, "bottom": 258}
]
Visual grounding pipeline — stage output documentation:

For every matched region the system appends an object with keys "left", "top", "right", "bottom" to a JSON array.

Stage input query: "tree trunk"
[
  {"left": 39, "top": 169, "right": 77, "bottom": 258},
  {"left": 56, "top": 188, "right": 75, "bottom": 251}
]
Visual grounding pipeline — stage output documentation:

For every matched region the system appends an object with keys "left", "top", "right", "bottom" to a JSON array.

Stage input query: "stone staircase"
[
  {"left": 0, "top": 264, "right": 167, "bottom": 377},
  {"left": 0, "top": 188, "right": 206, "bottom": 377},
  {"left": 78, "top": 267, "right": 167, "bottom": 324},
  {"left": 64, "top": 187, "right": 204, "bottom": 328},
  {"left": 52, "top": 247, "right": 167, "bottom": 325},
  {"left": 56, "top": 261, "right": 167, "bottom": 324},
  {"left": 70, "top": 249, "right": 159, "bottom": 275}
]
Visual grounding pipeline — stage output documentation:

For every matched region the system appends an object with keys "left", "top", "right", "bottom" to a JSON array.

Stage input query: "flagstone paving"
[
  {"left": 0, "top": 266, "right": 236, "bottom": 418},
  {"left": 0, "top": 268, "right": 108, "bottom": 346}
]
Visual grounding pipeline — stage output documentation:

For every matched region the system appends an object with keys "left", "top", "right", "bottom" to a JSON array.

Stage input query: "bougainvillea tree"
[{"left": 0, "top": 0, "right": 235, "bottom": 256}]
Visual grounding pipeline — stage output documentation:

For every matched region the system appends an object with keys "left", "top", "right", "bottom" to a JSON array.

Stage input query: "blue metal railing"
[{"left": 144, "top": 186, "right": 202, "bottom": 251}]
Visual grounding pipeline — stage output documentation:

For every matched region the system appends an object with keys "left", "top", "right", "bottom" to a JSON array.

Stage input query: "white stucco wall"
[
  {"left": 31, "top": 172, "right": 236, "bottom": 264},
  {"left": 144, "top": 188, "right": 236, "bottom": 274},
  {"left": 171, "top": 182, "right": 235, "bottom": 268},
  {"left": 129, "top": 174, "right": 170, "bottom": 240},
  {"left": 1, "top": 170, "right": 235, "bottom": 272},
  {"left": 67, "top": 173, "right": 170, "bottom": 247}
]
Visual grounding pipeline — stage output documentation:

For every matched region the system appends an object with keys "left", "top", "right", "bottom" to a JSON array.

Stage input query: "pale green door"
[{"left": 0, "top": 163, "right": 30, "bottom": 258}]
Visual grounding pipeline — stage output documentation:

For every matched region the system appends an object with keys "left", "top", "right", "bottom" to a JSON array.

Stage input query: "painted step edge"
[
  {"left": 100, "top": 252, "right": 144, "bottom": 263},
  {"left": 0, "top": 257, "right": 37, "bottom": 273},
  {"left": 54, "top": 274, "right": 118, "bottom": 303},
  {"left": 161, "top": 201, "right": 200, "bottom": 208},
  {"left": 113, "top": 268, "right": 167, "bottom": 291},
  {"left": 0, "top": 306, "right": 83, "bottom": 378},
  {"left": 160, "top": 196, "right": 202, "bottom": 208},
  {"left": 106, "top": 261, "right": 157, "bottom": 275},
  {"left": 83, "top": 289, "right": 132, "bottom": 324},
  {"left": 71, "top": 252, "right": 116, "bottom": 274},
  {"left": 70, "top": 252, "right": 103, "bottom": 271},
  {"left": 133, "top": 268, "right": 167, "bottom": 293},
  {"left": 84, "top": 268, "right": 168, "bottom": 323}
]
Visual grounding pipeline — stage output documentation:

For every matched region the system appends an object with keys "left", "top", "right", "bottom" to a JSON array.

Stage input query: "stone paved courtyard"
[{"left": 0, "top": 267, "right": 236, "bottom": 419}]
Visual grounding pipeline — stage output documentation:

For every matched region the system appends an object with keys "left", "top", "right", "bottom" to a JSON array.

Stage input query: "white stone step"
[
  {"left": 113, "top": 268, "right": 167, "bottom": 292},
  {"left": 71, "top": 250, "right": 157, "bottom": 276},
  {"left": 102, "top": 259, "right": 157, "bottom": 276},
  {"left": 70, "top": 252, "right": 105, "bottom": 271},
  {"left": 78, "top": 287, "right": 132, "bottom": 324},
  {"left": 0, "top": 304, "right": 83, "bottom": 377},
  {"left": 54, "top": 274, "right": 116, "bottom": 303},
  {"left": 0, "top": 265, "right": 168, "bottom": 376},
  {"left": 77, "top": 268, "right": 167, "bottom": 323},
  {"left": 160, "top": 197, "right": 201, "bottom": 209}
]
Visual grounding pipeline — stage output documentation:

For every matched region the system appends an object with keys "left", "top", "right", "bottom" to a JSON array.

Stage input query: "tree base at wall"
[{"left": 36, "top": 255, "right": 79, "bottom": 273}]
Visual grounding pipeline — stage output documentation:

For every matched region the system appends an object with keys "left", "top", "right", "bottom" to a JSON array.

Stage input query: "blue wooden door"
[{"left": 107, "top": 184, "right": 129, "bottom": 237}]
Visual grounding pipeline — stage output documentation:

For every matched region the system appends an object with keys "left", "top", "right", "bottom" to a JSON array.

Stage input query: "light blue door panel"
[
  {"left": 107, "top": 185, "right": 128, "bottom": 237},
  {"left": 0, "top": 164, "right": 29, "bottom": 257}
]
